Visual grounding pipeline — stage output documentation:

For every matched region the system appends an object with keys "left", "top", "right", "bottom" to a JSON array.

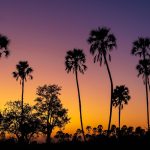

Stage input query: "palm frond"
[
  {"left": 87, "top": 26, "right": 116, "bottom": 66},
  {"left": 112, "top": 85, "right": 131, "bottom": 109},
  {"left": 13, "top": 61, "right": 33, "bottom": 82},
  {"left": 65, "top": 49, "right": 87, "bottom": 74},
  {"left": 136, "top": 59, "right": 150, "bottom": 84},
  {"left": 0, "top": 34, "right": 10, "bottom": 50},
  {"left": 131, "top": 37, "right": 150, "bottom": 58}
]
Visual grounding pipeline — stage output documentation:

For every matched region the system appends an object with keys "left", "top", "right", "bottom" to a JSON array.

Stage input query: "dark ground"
[{"left": 0, "top": 142, "right": 150, "bottom": 150}]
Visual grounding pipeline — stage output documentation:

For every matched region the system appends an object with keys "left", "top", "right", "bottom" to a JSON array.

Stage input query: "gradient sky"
[{"left": 0, "top": 0, "right": 150, "bottom": 134}]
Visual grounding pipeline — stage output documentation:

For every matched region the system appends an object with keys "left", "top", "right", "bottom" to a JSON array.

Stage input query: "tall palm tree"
[
  {"left": 136, "top": 59, "right": 150, "bottom": 129},
  {"left": 112, "top": 85, "right": 131, "bottom": 130},
  {"left": 65, "top": 48, "right": 87, "bottom": 141},
  {"left": 0, "top": 34, "right": 10, "bottom": 57},
  {"left": 12, "top": 61, "right": 33, "bottom": 141},
  {"left": 131, "top": 37, "right": 150, "bottom": 129},
  {"left": 12, "top": 61, "right": 33, "bottom": 115},
  {"left": 87, "top": 26, "right": 117, "bottom": 132}
]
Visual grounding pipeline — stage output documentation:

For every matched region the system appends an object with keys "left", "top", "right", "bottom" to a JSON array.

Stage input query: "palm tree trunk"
[
  {"left": 21, "top": 79, "right": 24, "bottom": 119},
  {"left": 103, "top": 53, "right": 113, "bottom": 134},
  {"left": 119, "top": 104, "right": 121, "bottom": 131},
  {"left": 21, "top": 79, "right": 24, "bottom": 142},
  {"left": 145, "top": 76, "right": 149, "bottom": 130},
  {"left": 143, "top": 53, "right": 149, "bottom": 130},
  {"left": 75, "top": 70, "right": 86, "bottom": 141}
]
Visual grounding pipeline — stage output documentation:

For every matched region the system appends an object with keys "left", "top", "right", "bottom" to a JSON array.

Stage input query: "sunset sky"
[{"left": 0, "top": 0, "right": 150, "bottom": 134}]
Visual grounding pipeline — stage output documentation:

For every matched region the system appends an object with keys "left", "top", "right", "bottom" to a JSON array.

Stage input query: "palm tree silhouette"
[
  {"left": 12, "top": 61, "right": 33, "bottom": 141},
  {"left": 0, "top": 34, "right": 10, "bottom": 57},
  {"left": 131, "top": 37, "right": 150, "bottom": 129},
  {"left": 136, "top": 59, "right": 150, "bottom": 129},
  {"left": 131, "top": 37, "right": 150, "bottom": 60},
  {"left": 112, "top": 85, "right": 131, "bottom": 130},
  {"left": 87, "top": 26, "right": 117, "bottom": 132},
  {"left": 65, "top": 48, "right": 87, "bottom": 141}
]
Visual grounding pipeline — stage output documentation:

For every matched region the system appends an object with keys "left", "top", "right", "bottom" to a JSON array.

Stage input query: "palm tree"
[
  {"left": 87, "top": 26, "right": 117, "bottom": 132},
  {"left": 112, "top": 85, "right": 131, "bottom": 130},
  {"left": 12, "top": 61, "right": 33, "bottom": 141},
  {"left": 131, "top": 37, "right": 150, "bottom": 60},
  {"left": 0, "top": 34, "right": 10, "bottom": 57},
  {"left": 136, "top": 59, "right": 150, "bottom": 129},
  {"left": 65, "top": 48, "right": 87, "bottom": 141},
  {"left": 131, "top": 37, "right": 150, "bottom": 129}
]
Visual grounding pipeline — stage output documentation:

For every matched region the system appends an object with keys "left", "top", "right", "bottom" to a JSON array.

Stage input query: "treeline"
[{"left": 0, "top": 123, "right": 150, "bottom": 145}]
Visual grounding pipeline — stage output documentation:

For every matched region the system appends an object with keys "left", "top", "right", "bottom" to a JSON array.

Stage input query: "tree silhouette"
[
  {"left": 54, "top": 130, "right": 72, "bottom": 143},
  {"left": 87, "top": 26, "right": 117, "bottom": 132},
  {"left": 65, "top": 48, "right": 87, "bottom": 141},
  {"left": 136, "top": 59, "right": 150, "bottom": 129},
  {"left": 110, "top": 124, "right": 117, "bottom": 136},
  {"left": 0, "top": 100, "right": 40, "bottom": 143},
  {"left": 34, "top": 84, "right": 70, "bottom": 143},
  {"left": 97, "top": 124, "right": 103, "bottom": 135},
  {"left": 12, "top": 61, "right": 33, "bottom": 141},
  {"left": 112, "top": 85, "right": 131, "bottom": 130},
  {"left": 131, "top": 37, "right": 150, "bottom": 129},
  {"left": 131, "top": 37, "right": 150, "bottom": 59},
  {"left": 0, "top": 34, "right": 10, "bottom": 57},
  {"left": 86, "top": 126, "right": 92, "bottom": 134},
  {"left": 73, "top": 128, "right": 83, "bottom": 142},
  {"left": 54, "top": 130, "right": 65, "bottom": 143}
]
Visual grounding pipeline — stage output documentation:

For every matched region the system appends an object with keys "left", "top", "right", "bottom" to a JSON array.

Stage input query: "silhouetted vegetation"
[
  {"left": 0, "top": 100, "right": 40, "bottom": 143},
  {"left": 131, "top": 37, "right": 150, "bottom": 129},
  {"left": 12, "top": 61, "right": 33, "bottom": 143},
  {"left": 87, "top": 27, "right": 117, "bottom": 132},
  {"left": 0, "top": 84, "right": 70, "bottom": 144},
  {"left": 65, "top": 49, "right": 87, "bottom": 141},
  {"left": 0, "top": 34, "right": 10, "bottom": 57},
  {"left": 0, "top": 28, "right": 150, "bottom": 148},
  {"left": 0, "top": 122, "right": 150, "bottom": 147},
  {"left": 34, "top": 84, "right": 70, "bottom": 143},
  {"left": 112, "top": 85, "right": 131, "bottom": 130}
]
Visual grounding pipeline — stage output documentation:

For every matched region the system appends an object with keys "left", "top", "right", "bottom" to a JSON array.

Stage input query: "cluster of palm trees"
[
  {"left": 131, "top": 38, "right": 150, "bottom": 128},
  {"left": 0, "top": 26, "right": 150, "bottom": 143},
  {"left": 65, "top": 26, "right": 150, "bottom": 141},
  {"left": 53, "top": 124, "right": 150, "bottom": 145}
]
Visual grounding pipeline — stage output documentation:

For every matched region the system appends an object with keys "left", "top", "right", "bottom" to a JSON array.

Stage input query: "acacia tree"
[
  {"left": 34, "top": 84, "right": 70, "bottom": 143},
  {"left": 0, "top": 100, "right": 40, "bottom": 143},
  {"left": 131, "top": 37, "right": 150, "bottom": 129},
  {"left": 87, "top": 27, "right": 117, "bottom": 132},
  {"left": 112, "top": 85, "right": 131, "bottom": 130},
  {"left": 65, "top": 48, "right": 87, "bottom": 141},
  {"left": 0, "top": 34, "right": 10, "bottom": 57}
]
